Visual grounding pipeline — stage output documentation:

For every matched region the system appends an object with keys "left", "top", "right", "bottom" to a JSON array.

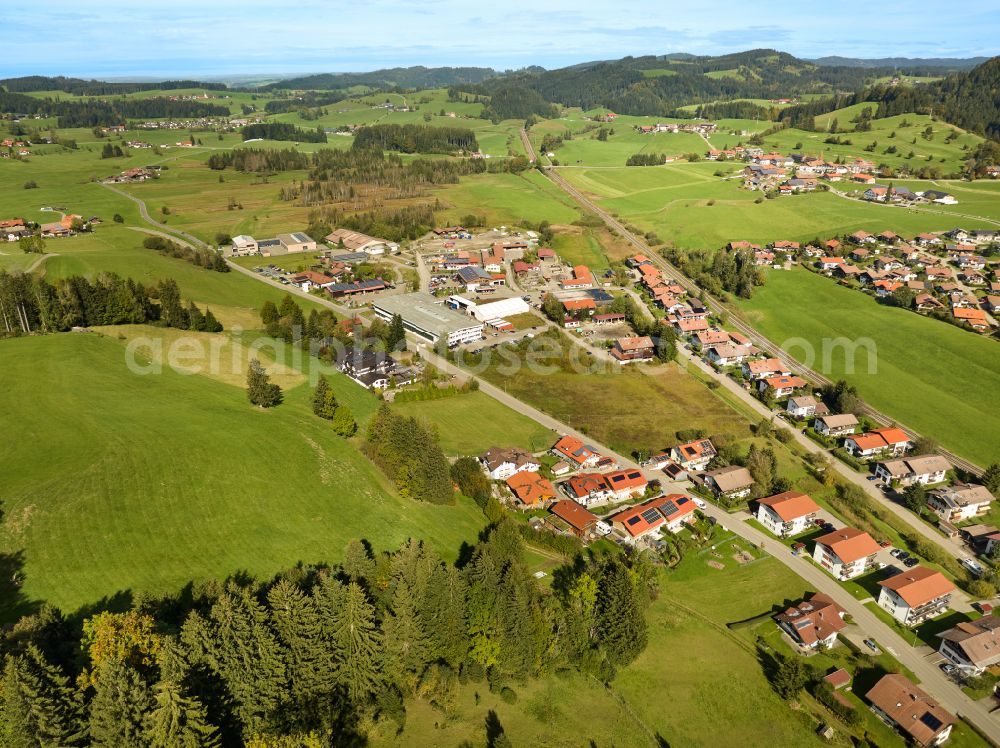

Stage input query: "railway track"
[{"left": 530, "top": 133, "right": 984, "bottom": 477}]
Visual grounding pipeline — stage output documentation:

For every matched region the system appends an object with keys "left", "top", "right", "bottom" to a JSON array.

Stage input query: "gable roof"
[
  {"left": 550, "top": 499, "right": 599, "bottom": 532},
  {"left": 703, "top": 465, "right": 754, "bottom": 493},
  {"left": 937, "top": 616, "right": 1000, "bottom": 668},
  {"left": 879, "top": 566, "right": 955, "bottom": 608},
  {"left": 774, "top": 593, "right": 846, "bottom": 646},
  {"left": 816, "top": 413, "right": 859, "bottom": 429},
  {"left": 865, "top": 674, "right": 955, "bottom": 746},
  {"left": 815, "top": 527, "right": 880, "bottom": 563},
  {"left": 758, "top": 491, "right": 821, "bottom": 522},
  {"left": 553, "top": 435, "right": 597, "bottom": 465},
  {"left": 611, "top": 494, "right": 696, "bottom": 537}
]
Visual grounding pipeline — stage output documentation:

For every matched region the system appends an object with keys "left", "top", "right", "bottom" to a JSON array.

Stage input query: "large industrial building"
[{"left": 373, "top": 293, "right": 485, "bottom": 346}]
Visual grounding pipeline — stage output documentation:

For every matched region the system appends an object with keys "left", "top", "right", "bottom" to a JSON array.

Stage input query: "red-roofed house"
[
  {"left": 843, "top": 428, "right": 911, "bottom": 459},
  {"left": 877, "top": 567, "right": 955, "bottom": 626},
  {"left": 548, "top": 499, "right": 600, "bottom": 538},
  {"left": 812, "top": 527, "right": 881, "bottom": 580},
  {"left": 774, "top": 593, "right": 847, "bottom": 649},
  {"left": 562, "top": 473, "right": 613, "bottom": 506},
  {"left": 758, "top": 375, "right": 808, "bottom": 399},
  {"left": 604, "top": 469, "right": 648, "bottom": 501},
  {"left": 670, "top": 439, "right": 717, "bottom": 471},
  {"left": 756, "top": 491, "right": 821, "bottom": 537},
  {"left": 561, "top": 265, "right": 595, "bottom": 290},
  {"left": 506, "top": 471, "right": 557, "bottom": 506},
  {"left": 552, "top": 435, "right": 600, "bottom": 468},
  {"left": 609, "top": 494, "right": 697, "bottom": 542}
]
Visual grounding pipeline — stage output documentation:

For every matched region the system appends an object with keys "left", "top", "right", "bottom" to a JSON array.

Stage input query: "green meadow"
[
  {"left": 0, "top": 333, "right": 486, "bottom": 617},
  {"left": 737, "top": 267, "right": 1000, "bottom": 467},
  {"left": 561, "top": 163, "right": 997, "bottom": 247}
]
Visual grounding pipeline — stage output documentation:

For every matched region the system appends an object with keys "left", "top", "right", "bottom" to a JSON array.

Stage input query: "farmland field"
[
  {"left": 737, "top": 267, "right": 1000, "bottom": 467},
  {"left": 561, "top": 164, "right": 998, "bottom": 248},
  {"left": 0, "top": 333, "right": 485, "bottom": 618}
]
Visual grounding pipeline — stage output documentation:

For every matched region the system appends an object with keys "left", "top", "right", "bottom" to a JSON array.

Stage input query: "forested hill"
[
  {"left": 0, "top": 76, "right": 229, "bottom": 95},
  {"left": 869, "top": 56, "right": 1000, "bottom": 139},
  {"left": 469, "top": 50, "right": 903, "bottom": 116},
  {"left": 267, "top": 66, "right": 498, "bottom": 91},
  {"left": 809, "top": 56, "right": 988, "bottom": 71}
]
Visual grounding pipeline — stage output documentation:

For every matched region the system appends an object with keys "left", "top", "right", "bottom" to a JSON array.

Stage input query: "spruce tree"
[
  {"left": 381, "top": 581, "right": 430, "bottom": 694},
  {"left": 327, "top": 582, "right": 382, "bottom": 703},
  {"left": 180, "top": 586, "right": 288, "bottom": 734},
  {"left": 596, "top": 560, "right": 647, "bottom": 667},
  {"left": 342, "top": 539, "right": 375, "bottom": 583},
  {"left": 247, "top": 359, "right": 282, "bottom": 408},
  {"left": 145, "top": 679, "right": 220, "bottom": 748},
  {"left": 266, "top": 579, "right": 336, "bottom": 721},
  {"left": 0, "top": 644, "right": 86, "bottom": 747},
  {"left": 89, "top": 660, "right": 153, "bottom": 747},
  {"left": 387, "top": 313, "right": 406, "bottom": 351},
  {"left": 423, "top": 564, "right": 469, "bottom": 668},
  {"left": 312, "top": 377, "right": 331, "bottom": 418}
]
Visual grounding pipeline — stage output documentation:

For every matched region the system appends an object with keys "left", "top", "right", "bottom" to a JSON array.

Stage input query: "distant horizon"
[
  {"left": 4, "top": 52, "right": 997, "bottom": 86},
  {"left": 3, "top": 0, "right": 998, "bottom": 80}
]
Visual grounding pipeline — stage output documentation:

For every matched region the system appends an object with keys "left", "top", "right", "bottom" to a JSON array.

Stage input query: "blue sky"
[{"left": 2, "top": 0, "right": 997, "bottom": 79}]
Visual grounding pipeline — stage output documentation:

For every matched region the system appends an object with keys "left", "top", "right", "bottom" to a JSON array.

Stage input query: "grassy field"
[
  {"left": 737, "top": 267, "right": 1000, "bottom": 467},
  {"left": 30, "top": 225, "right": 320, "bottom": 328},
  {"left": 0, "top": 333, "right": 485, "bottom": 618},
  {"left": 561, "top": 164, "right": 997, "bottom": 248},
  {"left": 433, "top": 169, "right": 583, "bottom": 227},
  {"left": 473, "top": 334, "right": 755, "bottom": 456},
  {"left": 392, "top": 391, "right": 554, "bottom": 456}
]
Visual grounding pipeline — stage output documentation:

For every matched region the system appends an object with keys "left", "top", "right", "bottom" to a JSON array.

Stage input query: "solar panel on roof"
[
  {"left": 627, "top": 516, "right": 641, "bottom": 526},
  {"left": 640, "top": 508, "right": 660, "bottom": 524},
  {"left": 919, "top": 713, "right": 943, "bottom": 731},
  {"left": 611, "top": 474, "right": 624, "bottom": 484},
  {"left": 660, "top": 502, "right": 678, "bottom": 517}
]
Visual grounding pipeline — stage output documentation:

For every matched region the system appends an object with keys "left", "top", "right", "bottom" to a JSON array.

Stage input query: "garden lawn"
[
  {"left": 392, "top": 391, "right": 554, "bottom": 456},
  {"left": 0, "top": 333, "right": 485, "bottom": 619},
  {"left": 737, "top": 267, "right": 1000, "bottom": 467}
]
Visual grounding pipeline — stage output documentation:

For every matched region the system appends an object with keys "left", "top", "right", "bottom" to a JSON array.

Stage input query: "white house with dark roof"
[{"left": 874, "top": 455, "right": 950, "bottom": 487}]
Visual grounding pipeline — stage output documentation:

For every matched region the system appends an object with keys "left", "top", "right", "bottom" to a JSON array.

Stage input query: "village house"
[
  {"left": 289, "top": 271, "right": 336, "bottom": 292},
  {"left": 604, "top": 469, "right": 649, "bottom": 501},
  {"left": 480, "top": 446, "right": 541, "bottom": 480},
  {"left": 812, "top": 527, "right": 880, "bottom": 580},
  {"left": 877, "top": 566, "right": 955, "bottom": 626},
  {"left": 548, "top": 499, "right": 602, "bottom": 539},
  {"left": 552, "top": 435, "right": 601, "bottom": 469},
  {"left": 336, "top": 347, "right": 394, "bottom": 389},
  {"left": 927, "top": 484, "right": 994, "bottom": 523},
  {"left": 609, "top": 494, "right": 698, "bottom": 543},
  {"left": 953, "top": 307, "right": 992, "bottom": 331},
  {"left": 672, "top": 317, "right": 710, "bottom": 335},
  {"left": 874, "top": 455, "right": 950, "bottom": 487},
  {"left": 937, "top": 616, "right": 1000, "bottom": 675},
  {"left": 813, "top": 413, "right": 859, "bottom": 437},
  {"left": 757, "top": 491, "right": 821, "bottom": 537},
  {"left": 843, "top": 427, "right": 911, "bottom": 460},
  {"left": 705, "top": 342, "right": 751, "bottom": 367},
  {"left": 785, "top": 395, "right": 820, "bottom": 419},
  {"left": 915, "top": 293, "right": 945, "bottom": 311},
  {"left": 560, "top": 265, "right": 595, "bottom": 290},
  {"left": 758, "top": 374, "right": 808, "bottom": 399},
  {"left": 670, "top": 438, "right": 717, "bottom": 472},
  {"left": 562, "top": 473, "right": 613, "bottom": 506},
  {"left": 742, "top": 357, "right": 789, "bottom": 381},
  {"left": 611, "top": 336, "right": 655, "bottom": 364},
  {"left": 819, "top": 256, "right": 845, "bottom": 271},
  {"left": 774, "top": 593, "right": 847, "bottom": 650},
  {"left": 700, "top": 465, "right": 754, "bottom": 501},
  {"left": 865, "top": 674, "right": 955, "bottom": 747},
  {"left": 506, "top": 471, "right": 557, "bottom": 506}
]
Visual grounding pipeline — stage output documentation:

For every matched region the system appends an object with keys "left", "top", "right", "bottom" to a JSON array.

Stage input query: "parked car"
[
  {"left": 904, "top": 557, "right": 920, "bottom": 568},
  {"left": 941, "top": 663, "right": 957, "bottom": 675},
  {"left": 890, "top": 549, "right": 903, "bottom": 558},
  {"left": 878, "top": 540, "right": 892, "bottom": 549},
  {"left": 866, "top": 475, "right": 877, "bottom": 481},
  {"left": 693, "top": 498, "right": 707, "bottom": 510},
  {"left": 864, "top": 639, "right": 880, "bottom": 653},
  {"left": 813, "top": 518, "right": 826, "bottom": 528},
  {"left": 962, "top": 558, "right": 985, "bottom": 577}
]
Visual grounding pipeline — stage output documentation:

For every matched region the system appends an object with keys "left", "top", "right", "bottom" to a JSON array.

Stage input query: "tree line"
[
  {"left": 0, "top": 91, "right": 229, "bottom": 127},
  {"left": 241, "top": 122, "right": 327, "bottom": 143},
  {"left": 0, "top": 271, "right": 221, "bottom": 336},
  {"left": 0, "top": 520, "right": 656, "bottom": 746},
  {"left": 0, "top": 75, "right": 229, "bottom": 95},
  {"left": 352, "top": 123, "right": 479, "bottom": 154},
  {"left": 662, "top": 246, "right": 765, "bottom": 299},
  {"left": 364, "top": 404, "right": 454, "bottom": 504},
  {"left": 142, "top": 235, "right": 229, "bottom": 272}
]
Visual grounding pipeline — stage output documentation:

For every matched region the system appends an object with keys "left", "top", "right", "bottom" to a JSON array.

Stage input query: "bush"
[
  {"left": 112, "top": 214, "right": 124, "bottom": 223},
  {"left": 499, "top": 687, "right": 518, "bottom": 704},
  {"left": 23, "top": 180, "right": 38, "bottom": 189}
]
